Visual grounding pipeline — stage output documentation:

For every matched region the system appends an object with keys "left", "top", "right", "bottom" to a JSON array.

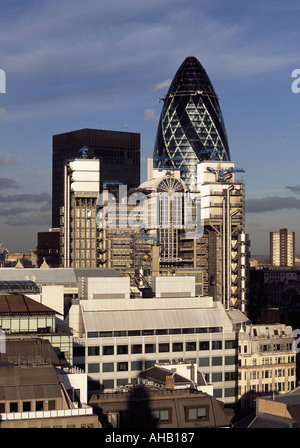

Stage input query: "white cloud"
[
  {"left": 144, "top": 108, "right": 159, "bottom": 121},
  {"left": 0, "top": 151, "right": 22, "bottom": 166},
  {"left": 153, "top": 79, "right": 172, "bottom": 91}
]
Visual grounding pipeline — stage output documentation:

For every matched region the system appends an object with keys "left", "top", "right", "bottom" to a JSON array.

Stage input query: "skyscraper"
[
  {"left": 153, "top": 56, "right": 230, "bottom": 188},
  {"left": 52, "top": 128, "right": 140, "bottom": 229},
  {"left": 150, "top": 56, "right": 249, "bottom": 311},
  {"left": 270, "top": 228, "right": 295, "bottom": 267},
  {"left": 62, "top": 158, "right": 100, "bottom": 268}
]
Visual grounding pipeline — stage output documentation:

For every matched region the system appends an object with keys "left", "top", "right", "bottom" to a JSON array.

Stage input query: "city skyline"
[{"left": 1, "top": 0, "right": 300, "bottom": 255}]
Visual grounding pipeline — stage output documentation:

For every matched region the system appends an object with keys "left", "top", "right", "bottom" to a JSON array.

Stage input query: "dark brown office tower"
[
  {"left": 37, "top": 229, "right": 60, "bottom": 267},
  {"left": 52, "top": 128, "right": 140, "bottom": 228}
]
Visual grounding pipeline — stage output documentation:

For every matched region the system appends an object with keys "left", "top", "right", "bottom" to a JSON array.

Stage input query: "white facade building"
[{"left": 71, "top": 276, "right": 248, "bottom": 406}]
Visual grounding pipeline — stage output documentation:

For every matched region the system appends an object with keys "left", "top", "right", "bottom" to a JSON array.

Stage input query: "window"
[
  {"left": 128, "top": 330, "right": 140, "bottom": 336},
  {"left": 225, "top": 356, "right": 237, "bottom": 365},
  {"left": 9, "top": 402, "right": 18, "bottom": 413},
  {"left": 199, "top": 357, "right": 209, "bottom": 367},
  {"left": 199, "top": 341, "right": 209, "bottom": 351},
  {"left": 156, "top": 329, "right": 168, "bottom": 335},
  {"left": 145, "top": 360, "right": 156, "bottom": 369},
  {"left": 88, "top": 363, "right": 100, "bottom": 373},
  {"left": 183, "top": 328, "right": 194, "bottom": 334},
  {"left": 117, "top": 362, "right": 128, "bottom": 372},
  {"left": 142, "top": 330, "right": 154, "bottom": 336},
  {"left": 225, "top": 372, "right": 236, "bottom": 381},
  {"left": 212, "top": 357, "right": 222, "bottom": 366},
  {"left": 88, "top": 346, "right": 99, "bottom": 356},
  {"left": 131, "top": 344, "right": 142, "bottom": 354},
  {"left": 114, "top": 331, "right": 126, "bottom": 337},
  {"left": 100, "top": 331, "right": 113, "bottom": 338},
  {"left": 212, "top": 372, "right": 222, "bottom": 382},
  {"left": 35, "top": 401, "right": 44, "bottom": 411},
  {"left": 87, "top": 331, "right": 98, "bottom": 338},
  {"left": 103, "top": 346, "right": 114, "bottom": 356},
  {"left": 22, "top": 401, "right": 31, "bottom": 412},
  {"left": 151, "top": 409, "right": 171, "bottom": 423},
  {"left": 117, "top": 345, "right": 128, "bottom": 355},
  {"left": 213, "top": 389, "right": 222, "bottom": 399},
  {"left": 102, "top": 379, "right": 114, "bottom": 390},
  {"left": 103, "top": 363, "right": 114, "bottom": 372},
  {"left": 117, "top": 379, "right": 128, "bottom": 387},
  {"left": 131, "top": 361, "right": 143, "bottom": 371},
  {"left": 225, "top": 388, "right": 236, "bottom": 397},
  {"left": 225, "top": 340, "right": 237, "bottom": 349},
  {"left": 186, "top": 406, "right": 207, "bottom": 421},
  {"left": 159, "top": 343, "right": 169, "bottom": 353},
  {"left": 172, "top": 342, "right": 183, "bottom": 352},
  {"left": 0, "top": 403, "right": 5, "bottom": 413},
  {"left": 48, "top": 400, "right": 56, "bottom": 411},
  {"left": 145, "top": 344, "right": 156, "bottom": 353},
  {"left": 186, "top": 342, "right": 196, "bottom": 351},
  {"left": 212, "top": 340, "right": 222, "bottom": 350}
]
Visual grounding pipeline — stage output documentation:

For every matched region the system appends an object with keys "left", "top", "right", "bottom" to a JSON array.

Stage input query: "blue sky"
[{"left": 0, "top": 0, "right": 300, "bottom": 255}]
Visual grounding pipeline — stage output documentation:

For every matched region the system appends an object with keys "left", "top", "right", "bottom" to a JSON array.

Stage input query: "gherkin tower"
[{"left": 153, "top": 56, "right": 231, "bottom": 188}]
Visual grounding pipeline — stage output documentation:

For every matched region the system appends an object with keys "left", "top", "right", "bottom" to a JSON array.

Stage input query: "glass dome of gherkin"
[{"left": 153, "top": 56, "right": 231, "bottom": 188}]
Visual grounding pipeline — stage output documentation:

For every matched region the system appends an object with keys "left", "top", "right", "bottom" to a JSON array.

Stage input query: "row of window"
[
  {"left": 249, "top": 382, "right": 294, "bottom": 393},
  {"left": 87, "top": 327, "right": 224, "bottom": 338},
  {"left": 246, "top": 368, "right": 295, "bottom": 380},
  {"left": 239, "top": 382, "right": 296, "bottom": 396},
  {"left": 260, "top": 343, "right": 293, "bottom": 353},
  {"left": 85, "top": 340, "right": 237, "bottom": 357},
  {"left": 87, "top": 356, "right": 237, "bottom": 374},
  {"left": 0, "top": 400, "right": 56, "bottom": 414},
  {"left": 239, "top": 355, "right": 296, "bottom": 367}
]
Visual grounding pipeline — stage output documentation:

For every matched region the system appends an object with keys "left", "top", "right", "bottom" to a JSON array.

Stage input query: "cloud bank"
[{"left": 246, "top": 196, "right": 300, "bottom": 213}]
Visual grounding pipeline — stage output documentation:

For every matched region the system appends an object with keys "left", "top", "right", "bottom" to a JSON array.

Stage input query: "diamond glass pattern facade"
[{"left": 153, "top": 56, "right": 231, "bottom": 188}]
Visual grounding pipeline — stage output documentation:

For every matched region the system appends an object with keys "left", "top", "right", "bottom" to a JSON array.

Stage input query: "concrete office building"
[
  {"left": 270, "top": 228, "right": 295, "bottom": 267},
  {"left": 68, "top": 275, "right": 249, "bottom": 406}
]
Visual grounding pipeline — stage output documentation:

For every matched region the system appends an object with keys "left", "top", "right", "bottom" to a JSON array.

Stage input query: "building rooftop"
[
  {"left": 0, "top": 294, "right": 56, "bottom": 316},
  {"left": 82, "top": 306, "right": 225, "bottom": 333},
  {"left": 0, "top": 338, "right": 63, "bottom": 366},
  {"left": 0, "top": 364, "right": 62, "bottom": 402},
  {"left": 139, "top": 365, "right": 193, "bottom": 387}
]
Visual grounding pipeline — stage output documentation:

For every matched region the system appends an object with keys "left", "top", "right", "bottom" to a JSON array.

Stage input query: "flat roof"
[
  {"left": 82, "top": 307, "right": 224, "bottom": 332},
  {"left": 0, "top": 268, "right": 122, "bottom": 286}
]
